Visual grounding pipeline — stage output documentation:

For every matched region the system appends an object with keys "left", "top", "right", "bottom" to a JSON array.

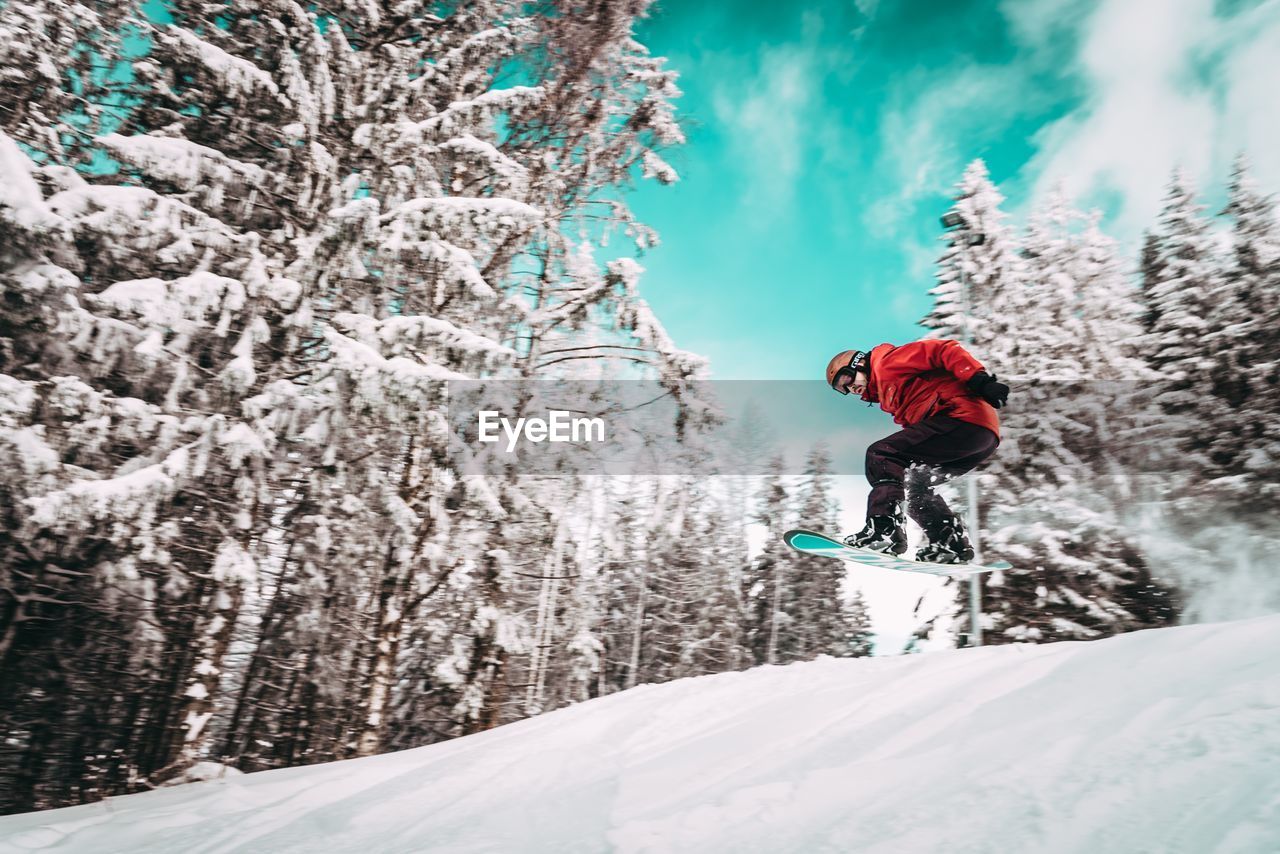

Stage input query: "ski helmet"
[{"left": 826, "top": 349, "right": 868, "bottom": 394}]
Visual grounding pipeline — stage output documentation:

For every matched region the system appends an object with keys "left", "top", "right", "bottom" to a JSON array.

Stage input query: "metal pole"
[
  {"left": 966, "top": 476, "right": 983, "bottom": 648},
  {"left": 958, "top": 259, "right": 984, "bottom": 649}
]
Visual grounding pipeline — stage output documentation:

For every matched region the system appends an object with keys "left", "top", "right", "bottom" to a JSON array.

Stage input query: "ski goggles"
[{"left": 831, "top": 351, "right": 867, "bottom": 395}]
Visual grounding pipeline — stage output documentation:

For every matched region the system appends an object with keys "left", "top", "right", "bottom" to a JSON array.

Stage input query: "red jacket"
[{"left": 861, "top": 340, "right": 1000, "bottom": 437}]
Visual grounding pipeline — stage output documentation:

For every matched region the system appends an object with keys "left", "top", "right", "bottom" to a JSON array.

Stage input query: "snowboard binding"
[
  {"left": 916, "top": 517, "right": 974, "bottom": 564},
  {"left": 843, "top": 513, "right": 908, "bottom": 556}
]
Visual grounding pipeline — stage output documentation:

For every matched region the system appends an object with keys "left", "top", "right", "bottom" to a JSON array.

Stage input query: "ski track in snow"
[{"left": 2, "top": 617, "right": 1279, "bottom": 853}]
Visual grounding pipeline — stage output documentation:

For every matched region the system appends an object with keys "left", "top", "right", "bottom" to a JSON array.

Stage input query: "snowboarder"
[{"left": 825, "top": 340, "right": 1009, "bottom": 563}]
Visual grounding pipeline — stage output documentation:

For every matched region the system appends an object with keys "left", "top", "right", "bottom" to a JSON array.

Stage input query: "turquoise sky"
[{"left": 625, "top": 0, "right": 1280, "bottom": 380}]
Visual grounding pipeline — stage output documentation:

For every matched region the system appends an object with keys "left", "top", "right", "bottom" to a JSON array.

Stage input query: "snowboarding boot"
[
  {"left": 916, "top": 517, "right": 975, "bottom": 564},
  {"left": 844, "top": 513, "right": 908, "bottom": 555}
]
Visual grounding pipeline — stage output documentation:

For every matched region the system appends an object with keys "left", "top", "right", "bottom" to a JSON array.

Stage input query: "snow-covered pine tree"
[
  {"left": 529, "top": 479, "right": 610, "bottom": 713},
  {"left": 734, "top": 442, "right": 868, "bottom": 663},
  {"left": 742, "top": 455, "right": 794, "bottom": 664},
  {"left": 0, "top": 0, "right": 131, "bottom": 161},
  {"left": 661, "top": 479, "right": 749, "bottom": 679},
  {"left": 842, "top": 589, "right": 874, "bottom": 658},
  {"left": 921, "top": 176, "right": 1179, "bottom": 646},
  {"left": 591, "top": 476, "right": 709, "bottom": 692},
  {"left": 1140, "top": 170, "right": 1221, "bottom": 428},
  {"left": 85, "top": 0, "right": 541, "bottom": 776},
  {"left": 685, "top": 500, "right": 752, "bottom": 675},
  {"left": 1128, "top": 168, "right": 1228, "bottom": 546},
  {"left": 1035, "top": 198, "right": 1178, "bottom": 641},
  {"left": 513, "top": 483, "right": 595, "bottom": 717},
  {"left": 1005, "top": 195, "right": 1177, "bottom": 642},
  {"left": 595, "top": 477, "right": 657, "bottom": 694},
  {"left": 1, "top": 0, "right": 700, "bottom": 807},
  {"left": 1073, "top": 216, "right": 1149, "bottom": 382},
  {"left": 924, "top": 160, "right": 1024, "bottom": 361},
  {"left": 785, "top": 443, "right": 856, "bottom": 659},
  {"left": 409, "top": 0, "right": 708, "bottom": 737},
  {"left": 1200, "top": 157, "right": 1280, "bottom": 510},
  {"left": 995, "top": 189, "right": 1069, "bottom": 376},
  {"left": 1, "top": 0, "right": 301, "bottom": 795},
  {"left": 0, "top": 0, "right": 171, "bottom": 812},
  {"left": 1122, "top": 160, "right": 1280, "bottom": 624},
  {"left": 205, "top": 0, "right": 696, "bottom": 756},
  {"left": 919, "top": 160, "right": 1017, "bottom": 646},
  {"left": 1066, "top": 212, "right": 1160, "bottom": 498}
]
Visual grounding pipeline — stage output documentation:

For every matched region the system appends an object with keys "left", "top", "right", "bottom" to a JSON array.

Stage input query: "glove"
[{"left": 966, "top": 371, "right": 1009, "bottom": 409}]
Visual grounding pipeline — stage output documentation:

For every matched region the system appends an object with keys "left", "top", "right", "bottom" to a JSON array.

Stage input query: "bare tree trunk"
[
  {"left": 626, "top": 565, "right": 646, "bottom": 690},
  {"left": 355, "top": 546, "right": 406, "bottom": 757},
  {"left": 767, "top": 557, "right": 786, "bottom": 665},
  {"left": 476, "top": 649, "right": 509, "bottom": 733},
  {"left": 525, "top": 515, "right": 568, "bottom": 714},
  {"left": 173, "top": 579, "right": 245, "bottom": 770}
]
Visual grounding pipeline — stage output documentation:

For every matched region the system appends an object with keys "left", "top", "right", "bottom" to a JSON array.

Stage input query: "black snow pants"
[{"left": 865, "top": 415, "right": 999, "bottom": 533}]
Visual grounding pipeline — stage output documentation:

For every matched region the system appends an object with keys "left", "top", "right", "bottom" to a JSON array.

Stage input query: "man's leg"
[
  {"left": 905, "top": 465, "right": 951, "bottom": 530},
  {"left": 866, "top": 417, "right": 998, "bottom": 521},
  {"left": 904, "top": 443, "right": 997, "bottom": 531}
]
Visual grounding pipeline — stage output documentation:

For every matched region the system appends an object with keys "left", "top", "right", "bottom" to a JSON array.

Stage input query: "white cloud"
[
  {"left": 860, "top": 0, "right": 1280, "bottom": 250},
  {"left": 866, "top": 64, "right": 1036, "bottom": 229},
  {"left": 1000, "top": 0, "right": 1095, "bottom": 51},
  {"left": 1215, "top": 3, "right": 1280, "bottom": 188},
  {"left": 853, "top": 0, "right": 880, "bottom": 18},
  {"left": 851, "top": 0, "right": 881, "bottom": 38},
  {"left": 711, "top": 47, "right": 815, "bottom": 211},
  {"left": 709, "top": 11, "right": 856, "bottom": 216},
  {"left": 861, "top": 64, "right": 1035, "bottom": 285},
  {"left": 1011, "top": 0, "right": 1280, "bottom": 241}
]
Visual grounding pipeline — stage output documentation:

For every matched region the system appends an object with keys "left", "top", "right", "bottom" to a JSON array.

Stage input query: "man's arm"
[
  {"left": 897, "top": 339, "right": 1009, "bottom": 408},
  {"left": 895, "top": 339, "right": 985, "bottom": 381}
]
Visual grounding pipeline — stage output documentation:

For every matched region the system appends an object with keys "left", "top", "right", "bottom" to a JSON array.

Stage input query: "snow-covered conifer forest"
[
  {"left": 924, "top": 160, "right": 1280, "bottom": 648},
  {"left": 0, "top": 0, "right": 1278, "bottom": 821}
]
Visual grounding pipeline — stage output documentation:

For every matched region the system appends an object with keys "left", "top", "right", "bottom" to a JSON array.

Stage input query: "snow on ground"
[{"left": 3, "top": 616, "right": 1279, "bottom": 854}]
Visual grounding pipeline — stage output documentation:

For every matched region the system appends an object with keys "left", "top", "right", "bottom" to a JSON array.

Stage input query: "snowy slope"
[{"left": 3, "top": 617, "right": 1279, "bottom": 854}]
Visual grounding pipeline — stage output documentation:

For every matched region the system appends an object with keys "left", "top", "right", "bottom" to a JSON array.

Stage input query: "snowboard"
[{"left": 783, "top": 529, "right": 1012, "bottom": 577}]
